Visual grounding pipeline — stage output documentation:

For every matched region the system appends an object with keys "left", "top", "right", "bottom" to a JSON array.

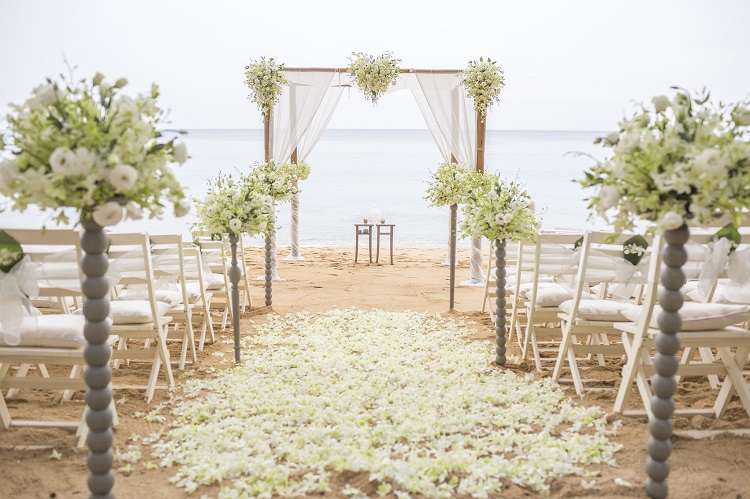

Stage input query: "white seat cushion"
[
  {"left": 559, "top": 299, "right": 637, "bottom": 321},
  {"left": 507, "top": 275, "right": 554, "bottom": 289},
  {"left": 205, "top": 274, "right": 225, "bottom": 291},
  {"left": 524, "top": 283, "right": 591, "bottom": 307},
  {"left": 0, "top": 315, "right": 86, "bottom": 348},
  {"left": 117, "top": 289, "right": 183, "bottom": 307},
  {"left": 621, "top": 302, "right": 750, "bottom": 331},
  {"left": 712, "top": 285, "right": 750, "bottom": 305},
  {"left": 109, "top": 300, "right": 171, "bottom": 325},
  {"left": 185, "top": 282, "right": 203, "bottom": 304},
  {"left": 31, "top": 296, "right": 77, "bottom": 310}
]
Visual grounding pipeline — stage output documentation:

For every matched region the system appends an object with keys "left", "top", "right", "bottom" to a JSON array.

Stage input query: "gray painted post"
[
  {"left": 449, "top": 204, "right": 457, "bottom": 310},
  {"left": 228, "top": 232, "right": 242, "bottom": 363},
  {"left": 80, "top": 217, "right": 115, "bottom": 498},
  {"left": 495, "top": 238, "right": 507, "bottom": 366},
  {"left": 646, "top": 224, "right": 688, "bottom": 499}
]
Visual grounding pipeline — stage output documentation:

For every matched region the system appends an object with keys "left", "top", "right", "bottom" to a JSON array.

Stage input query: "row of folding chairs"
[
  {"left": 0, "top": 228, "right": 255, "bottom": 446},
  {"left": 493, "top": 228, "right": 750, "bottom": 421}
]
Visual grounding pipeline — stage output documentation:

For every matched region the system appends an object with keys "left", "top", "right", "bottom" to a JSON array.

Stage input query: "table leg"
[
  {"left": 390, "top": 228, "right": 394, "bottom": 265},
  {"left": 355, "top": 230, "right": 359, "bottom": 263},
  {"left": 376, "top": 226, "right": 381, "bottom": 263},
  {"left": 368, "top": 229, "right": 372, "bottom": 263}
]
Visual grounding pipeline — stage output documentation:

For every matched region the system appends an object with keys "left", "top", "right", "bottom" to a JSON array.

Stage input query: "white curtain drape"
[
  {"left": 269, "top": 71, "right": 345, "bottom": 264},
  {"left": 412, "top": 73, "right": 484, "bottom": 285}
]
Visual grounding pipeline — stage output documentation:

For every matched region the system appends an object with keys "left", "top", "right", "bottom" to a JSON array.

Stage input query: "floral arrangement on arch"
[
  {"left": 425, "top": 161, "right": 481, "bottom": 207},
  {"left": 462, "top": 175, "right": 539, "bottom": 242},
  {"left": 347, "top": 51, "right": 401, "bottom": 105},
  {"left": 249, "top": 160, "right": 298, "bottom": 203},
  {"left": 580, "top": 88, "right": 750, "bottom": 233},
  {"left": 0, "top": 71, "right": 189, "bottom": 227},
  {"left": 194, "top": 172, "right": 272, "bottom": 236},
  {"left": 244, "top": 57, "right": 287, "bottom": 117},
  {"left": 280, "top": 161, "right": 311, "bottom": 182},
  {"left": 459, "top": 57, "right": 506, "bottom": 123}
]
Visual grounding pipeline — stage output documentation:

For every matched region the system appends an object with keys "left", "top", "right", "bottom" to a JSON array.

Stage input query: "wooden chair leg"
[
  {"left": 714, "top": 346, "right": 750, "bottom": 418},
  {"left": 0, "top": 363, "right": 12, "bottom": 429}
]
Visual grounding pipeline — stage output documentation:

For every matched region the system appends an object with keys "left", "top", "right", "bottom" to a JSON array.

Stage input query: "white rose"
[
  {"left": 226, "top": 178, "right": 235, "bottom": 187},
  {"left": 49, "top": 147, "right": 83, "bottom": 176},
  {"left": 109, "top": 164, "right": 138, "bottom": 192},
  {"left": 0, "top": 160, "right": 19, "bottom": 190},
  {"left": 74, "top": 148, "right": 97, "bottom": 174},
  {"left": 229, "top": 218, "right": 242, "bottom": 231},
  {"left": 172, "top": 142, "right": 188, "bottom": 164},
  {"left": 652, "top": 95, "right": 670, "bottom": 113},
  {"left": 616, "top": 132, "right": 640, "bottom": 153},
  {"left": 33, "top": 84, "right": 57, "bottom": 106},
  {"left": 503, "top": 213, "right": 514, "bottom": 224},
  {"left": 24, "top": 97, "right": 42, "bottom": 111},
  {"left": 226, "top": 187, "right": 238, "bottom": 197},
  {"left": 604, "top": 132, "right": 619, "bottom": 145},
  {"left": 107, "top": 153, "right": 121, "bottom": 166},
  {"left": 733, "top": 107, "right": 750, "bottom": 127},
  {"left": 660, "top": 211, "right": 684, "bottom": 231},
  {"left": 114, "top": 95, "right": 138, "bottom": 116},
  {"left": 125, "top": 201, "right": 143, "bottom": 220},
  {"left": 598, "top": 185, "right": 620, "bottom": 210},
  {"left": 174, "top": 198, "right": 191, "bottom": 218},
  {"left": 693, "top": 149, "right": 728, "bottom": 176},
  {"left": 92, "top": 201, "right": 123, "bottom": 227}
]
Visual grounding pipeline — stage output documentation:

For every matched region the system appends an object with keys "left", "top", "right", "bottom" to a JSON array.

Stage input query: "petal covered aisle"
[{"left": 148, "top": 309, "right": 621, "bottom": 497}]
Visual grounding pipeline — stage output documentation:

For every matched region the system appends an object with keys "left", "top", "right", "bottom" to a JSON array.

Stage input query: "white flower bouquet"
[
  {"left": 425, "top": 161, "right": 478, "bottom": 207},
  {"left": 0, "top": 71, "right": 188, "bottom": 227},
  {"left": 459, "top": 57, "right": 506, "bottom": 123},
  {"left": 249, "top": 160, "right": 298, "bottom": 203},
  {"left": 581, "top": 88, "right": 750, "bottom": 232},
  {"left": 347, "top": 51, "right": 401, "bottom": 104},
  {"left": 279, "top": 161, "right": 311, "bottom": 182},
  {"left": 244, "top": 57, "right": 287, "bottom": 117},
  {"left": 194, "top": 172, "right": 272, "bottom": 236},
  {"left": 462, "top": 175, "right": 540, "bottom": 242}
]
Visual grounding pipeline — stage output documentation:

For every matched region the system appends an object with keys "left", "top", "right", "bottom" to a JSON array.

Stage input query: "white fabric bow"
[
  {"left": 699, "top": 237, "right": 732, "bottom": 298},
  {"left": 0, "top": 256, "right": 39, "bottom": 345}
]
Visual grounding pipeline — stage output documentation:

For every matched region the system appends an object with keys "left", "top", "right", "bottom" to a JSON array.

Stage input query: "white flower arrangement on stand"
[
  {"left": 0, "top": 73, "right": 189, "bottom": 226},
  {"left": 280, "top": 160, "right": 311, "bottom": 182},
  {"left": 462, "top": 174, "right": 539, "bottom": 366},
  {"left": 425, "top": 161, "right": 481, "bottom": 306},
  {"left": 249, "top": 160, "right": 297, "bottom": 282},
  {"left": 244, "top": 57, "right": 287, "bottom": 117},
  {"left": 580, "top": 88, "right": 750, "bottom": 499},
  {"left": 458, "top": 57, "right": 506, "bottom": 122},
  {"left": 194, "top": 172, "right": 272, "bottom": 237},
  {"left": 347, "top": 51, "right": 401, "bottom": 104},
  {"left": 581, "top": 88, "right": 750, "bottom": 232},
  {"left": 0, "top": 68, "right": 188, "bottom": 497}
]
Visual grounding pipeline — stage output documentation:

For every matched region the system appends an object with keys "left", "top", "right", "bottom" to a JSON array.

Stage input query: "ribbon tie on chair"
[{"left": 0, "top": 255, "right": 40, "bottom": 345}]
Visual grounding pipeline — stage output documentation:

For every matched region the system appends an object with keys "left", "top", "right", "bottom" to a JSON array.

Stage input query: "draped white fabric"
[
  {"left": 413, "top": 73, "right": 476, "bottom": 165},
  {"left": 412, "top": 73, "right": 483, "bottom": 284},
  {"left": 271, "top": 71, "right": 345, "bottom": 261}
]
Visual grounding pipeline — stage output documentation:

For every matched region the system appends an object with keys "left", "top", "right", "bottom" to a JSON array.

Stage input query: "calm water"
[{"left": 0, "top": 129, "right": 609, "bottom": 246}]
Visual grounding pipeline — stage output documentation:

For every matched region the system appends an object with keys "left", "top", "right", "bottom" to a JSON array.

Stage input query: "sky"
[{"left": 1, "top": 0, "right": 748, "bottom": 131}]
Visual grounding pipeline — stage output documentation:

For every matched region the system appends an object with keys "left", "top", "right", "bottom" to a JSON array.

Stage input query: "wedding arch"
[{"left": 254, "top": 66, "right": 495, "bottom": 307}]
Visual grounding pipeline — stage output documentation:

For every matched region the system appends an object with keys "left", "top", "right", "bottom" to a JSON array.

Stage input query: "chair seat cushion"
[
  {"left": 506, "top": 274, "right": 554, "bottom": 290},
  {"left": 185, "top": 282, "right": 203, "bottom": 304},
  {"left": 30, "top": 296, "right": 77, "bottom": 310},
  {"left": 117, "top": 289, "right": 183, "bottom": 307},
  {"left": 621, "top": 302, "right": 750, "bottom": 331},
  {"left": 559, "top": 299, "right": 637, "bottom": 321},
  {"left": 204, "top": 273, "right": 225, "bottom": 291},
  {"left": 0, "top": 315, "right": 86, "bottom": 348},
  {"left": 711, "top": 285, "right": 750, "bottom": 305},
  {"left": 109, "top": 300, "right": 171, "bottom": 325},
  {"left": 524, "top": 283, "right": 591, "bottom": 307}
]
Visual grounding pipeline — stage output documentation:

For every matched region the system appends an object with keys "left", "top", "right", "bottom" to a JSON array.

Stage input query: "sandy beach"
[{"left": 2, "top": 246, "right": 749, "bottom": 499}]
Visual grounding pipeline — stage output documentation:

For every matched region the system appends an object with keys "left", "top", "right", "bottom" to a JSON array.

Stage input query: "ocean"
[{"left": 0, "top": 129, "right": 609, "bottom": 247}]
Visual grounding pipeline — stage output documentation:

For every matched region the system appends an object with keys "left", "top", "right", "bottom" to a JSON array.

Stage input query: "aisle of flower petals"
[{"left": 147, "top": 309, "right": 622, "bottom": 498}]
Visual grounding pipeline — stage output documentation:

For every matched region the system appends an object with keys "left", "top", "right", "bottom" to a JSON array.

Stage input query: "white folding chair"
[
  {"left": 0, "top": 228, "right": 118, "bottom": 447},
  {"left": 552, "top": 230, "right": 653, "bottom": 395},
  {"left": 182, "top": 244, "right": 215, "bottom": 350},
  {"left": 108, "top": 233, "right": 174, "bottom": 403},
  {"left": 613, "top": 230, "right": 750, "bottom": 419}
]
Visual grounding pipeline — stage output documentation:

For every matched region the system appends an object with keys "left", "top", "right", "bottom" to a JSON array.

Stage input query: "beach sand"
[{"left": 1, "top": 246, "right": 749, "bottom": 498}]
